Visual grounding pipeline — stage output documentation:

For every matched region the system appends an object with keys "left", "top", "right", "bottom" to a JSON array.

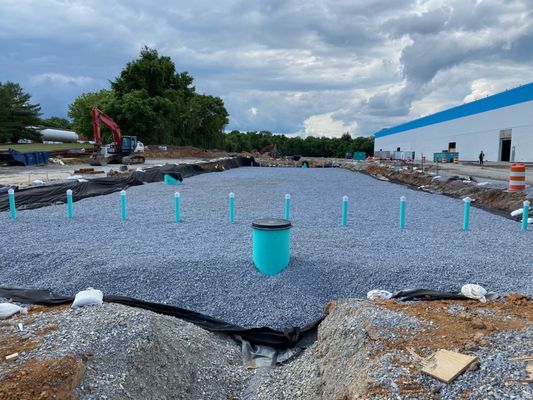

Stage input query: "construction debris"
[
  {"left": 0, "top": 303, "right": 25, "bottom": 319},
  {"left": 421, "top": 349, "right": 478, "bottom": 383},
  {"left": 5, "top": 352, "right": 19, "bottom": 361},
  {"left": 73, "top": 168, "right": 105, "bottom": 174}
]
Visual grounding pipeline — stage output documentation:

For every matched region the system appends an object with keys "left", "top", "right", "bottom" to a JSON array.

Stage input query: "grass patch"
[{"left": 0, "top": 143, "right": 93, "bottom": 153}]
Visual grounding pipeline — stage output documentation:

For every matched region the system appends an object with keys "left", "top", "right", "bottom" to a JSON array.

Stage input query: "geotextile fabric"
[
  {"left": 0, "top": 287, "right": 321, "bottom": 350},
  {"left": 0, "top": 157, "right": 254, "bottom": 212}
]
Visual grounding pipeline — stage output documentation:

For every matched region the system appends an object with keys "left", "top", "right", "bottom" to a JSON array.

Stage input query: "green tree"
[
  {"left": 40, "top": 116, "right": 72, "bottom": 129},
  {"left": 0, "top": 82, "right": 41, "bottom": 143},
  {"left": 68, "top": 89, "right": 113, "bottom": 139},
  {"left": 107, "top": 47, "right": 228, "bottom": 147},
  {"left": 221, "top": 130, "right": 374, "bottom": 157},
  {"left": 69, "top": 47, "right": 229, "bottom": 147}
]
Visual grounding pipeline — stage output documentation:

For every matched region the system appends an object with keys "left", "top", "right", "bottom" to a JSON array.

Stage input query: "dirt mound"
[
  {"left": 376, "top": 294, "right": 533, "bottom": 355},
  {"left": 249, "top": 295, "right": 532, "bottom": 399},
  {"left": 144, "top": 145, "right": 237, "bottom": 159},
  {"left": 0, "top": 303, "right": 249, "bottom": 400},
  {"left": 0, "top": 355, "right": 85, "bottom": 400},
  {"left": 349, "top": 162, "right": 531, "bottom": 217}
]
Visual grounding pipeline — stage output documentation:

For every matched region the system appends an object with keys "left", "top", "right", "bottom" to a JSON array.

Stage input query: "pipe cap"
[{"left": 252, "top": 218, "right": 292, "bottom": 230}]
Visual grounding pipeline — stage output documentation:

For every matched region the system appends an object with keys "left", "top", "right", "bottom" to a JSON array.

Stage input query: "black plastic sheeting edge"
[
  {"left": 0, "top": 287, "right": 322, "bottom": 350},
  {"left": 391, "top": 288, "right": 471, "bottom": 301},
  {"left": 0, "top": 156, "right": 254, "bottom": 212}
]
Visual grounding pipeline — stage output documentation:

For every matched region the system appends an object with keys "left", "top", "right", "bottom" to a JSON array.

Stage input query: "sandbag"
[
  {"left": 0, "top": 303, "right": 25, "bottom": 319},
  {"left": 72, "top": 288, "right": 103, "bottom": 307}
]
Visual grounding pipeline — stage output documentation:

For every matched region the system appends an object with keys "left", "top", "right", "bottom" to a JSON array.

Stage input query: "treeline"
[
  {"left": 225, "top": 131, "right": 374, "bottom": 158},
  {"left": 0, "top": 81, "right": 42, "bottom": 143},
  {"left": 2, "top": 48, "right": 373, "bottom": 157},
  {"left": 68, "top": 47, "right": 228, "bottom": 148}
]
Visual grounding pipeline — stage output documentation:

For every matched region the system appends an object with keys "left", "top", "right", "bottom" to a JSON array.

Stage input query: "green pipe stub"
[{"left": 252, "top": 218, "right": 292, "bottom": 275}]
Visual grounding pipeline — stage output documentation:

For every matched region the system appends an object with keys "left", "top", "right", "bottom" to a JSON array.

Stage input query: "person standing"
[{"left": 479, "top": 151, "right": 485, "bottom": 165}]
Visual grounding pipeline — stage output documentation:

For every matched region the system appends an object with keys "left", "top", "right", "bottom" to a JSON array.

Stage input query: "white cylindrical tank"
[{"left": 40, "top": 128, "right": 79, "bottom": 143}]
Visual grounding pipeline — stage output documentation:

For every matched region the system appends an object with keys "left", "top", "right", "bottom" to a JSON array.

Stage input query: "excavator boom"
[
  {"left": 91, "top": 107, "right": 123, "bottom": 152},
  {"left": 90, "top": 107, "right": 145, "bottom": 165}
]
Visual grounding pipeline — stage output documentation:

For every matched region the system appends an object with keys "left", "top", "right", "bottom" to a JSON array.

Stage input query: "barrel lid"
[{"left": 252, "top": 218, "right": 292, "bottom": 230}]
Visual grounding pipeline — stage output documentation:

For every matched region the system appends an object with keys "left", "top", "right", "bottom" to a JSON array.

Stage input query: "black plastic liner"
[
  {"left": 0, "top": 156, "right": 253, "bottom": 212},
  {"left": 392, "top": 288, "right": 471, "bottom": 301},
  {"left": 0, "top": 286, "right": 497, "bottom": 349},
  {"left": 0, "top": 287, "right": 321, "bottom": 350}
]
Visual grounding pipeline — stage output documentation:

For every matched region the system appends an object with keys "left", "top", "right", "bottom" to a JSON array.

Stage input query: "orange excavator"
[
  {"left": 257, "top": 144, "right": 279, "bottom": 158},
  {"left": 89, "top": 107, "right": 145, "bottom": 165}
]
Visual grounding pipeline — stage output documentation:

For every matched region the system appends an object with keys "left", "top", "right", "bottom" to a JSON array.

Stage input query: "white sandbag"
[
  {"left": 72, "top": 288, "right": 103, "bottom": 308},
  {"left": 367, "top": 290, "right": 393, "bottom": 301},
  {"left": 0, "top": 303, "right": 25, "bottom": 319},
  {"left": 510, "top": 208, "right": 523, "bottom": 217},
  {"left": 461, "top": 284, "right": 487, "bottom": 303}
]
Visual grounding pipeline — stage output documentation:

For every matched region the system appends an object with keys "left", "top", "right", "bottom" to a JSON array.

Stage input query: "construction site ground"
[
  {"left": 0, "top": 295, "right": 531, "bottom": 399},
  {"left": 433, "top": 161, "right": 533, "bottom": 185},
  {"left": 1, "top": 167, "right": 531, "bottom": 329},
  {"left": 0, "top": 158, "right": 205, "bottom": 187},
  {"left": 1, "top": 157, "right": 532, "bottom": 399}
]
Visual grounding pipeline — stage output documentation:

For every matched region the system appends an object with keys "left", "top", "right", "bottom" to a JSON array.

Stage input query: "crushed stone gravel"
[
  {"left": 1, "top": 167, "right": 532, "bottom": 329},
  {"left": 0, "top": 303, "right": 248, "bottom": 400}
]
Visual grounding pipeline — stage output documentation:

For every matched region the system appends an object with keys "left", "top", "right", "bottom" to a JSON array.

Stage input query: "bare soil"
[
  {"left": 376, "top": 293, "right": 533, "bottom": 356},
  {"left": 0, "top": 355, "right": 85, "bottom": 400},
  {"left": 356, "top": 163, "right": 531, "bottom": 217},
  {"left": 144, "top": 145, "right": 240, "bottom": 159}
]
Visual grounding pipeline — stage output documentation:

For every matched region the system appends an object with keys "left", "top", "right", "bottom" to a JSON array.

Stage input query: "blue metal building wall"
[{"left": 374, "top": 82, "right": 533, "bottom": 138}]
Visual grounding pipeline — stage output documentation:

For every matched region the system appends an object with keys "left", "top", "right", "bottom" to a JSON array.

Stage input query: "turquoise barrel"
[{"left": 252, "top": 218, "right": 292, "bottom": 275}]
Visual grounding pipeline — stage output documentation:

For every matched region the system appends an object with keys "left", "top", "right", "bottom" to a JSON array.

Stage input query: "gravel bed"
[{"left": 1, "top": 167, "right": 532, "bottom": 329}]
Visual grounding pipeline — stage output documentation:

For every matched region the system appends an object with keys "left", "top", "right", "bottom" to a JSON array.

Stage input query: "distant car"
[{"left": 290, "top": 155, "right": 301, "bottom": 161}]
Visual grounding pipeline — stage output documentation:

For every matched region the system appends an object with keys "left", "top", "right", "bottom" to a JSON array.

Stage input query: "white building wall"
[{"left": 375, "top": 100, "right": 533, "bottom": 162}]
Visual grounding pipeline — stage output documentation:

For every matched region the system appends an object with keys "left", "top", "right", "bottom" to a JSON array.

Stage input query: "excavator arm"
[{"left": 91, "top": 107, "right": 123, "bottom": 152}]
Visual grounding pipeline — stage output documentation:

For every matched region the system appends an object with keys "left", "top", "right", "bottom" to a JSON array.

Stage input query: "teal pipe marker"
[
  {"left": 284, "top": 194, "right": 291, "bottom": 220},
  {"left": 66, "top": 189, "right": 73, "bottom": 219},
  {"left": 8, "top": 188, "right": 16, "bottom": 220},
  {"left": 175, "top": 192, "right": 181, "bottom": 223},
  {"left": 399, "top": 196, "right": 406, "bottom": 231},
  {"left": 462, "top": 197, "right": 471, "bottom": 231},
  {"left": 229, "top": 192, "right": 235, "bottom": 223},
  {"left": 521, "top": 200, "right": 530, "bottom": 231},
  {"left": 120, "top": 190, "right": 127, "bottom": 221},
  {"left": 341, "top": 195, "right": 348, "bottom": 226},
  {"left": 252, "top": 219, "right": 292, "bottom": 275}
]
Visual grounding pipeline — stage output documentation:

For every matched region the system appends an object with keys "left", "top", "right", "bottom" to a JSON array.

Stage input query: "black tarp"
[
  {"left": 0, "top": 287, "right": 321, "bottom": 350},
  {"left": 0, "top": 156, "right": 253, "bottom": 212},
  {"left": 391, "top": 288, "right": 498, "bottom": 301}
]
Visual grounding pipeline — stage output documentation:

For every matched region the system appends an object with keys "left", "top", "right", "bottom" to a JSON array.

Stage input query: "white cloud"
[
  {"left": 302, "top": 112, "right": 357, "bottom": 138},
  {"left": 0, "top": 0, "right": 531, "bottom": 131},
  {"left": 463, "top": 79, "right": 496, "bottom": 103},
  {"left": 32, "top": 73, "right": 96, "bottom": 87}
]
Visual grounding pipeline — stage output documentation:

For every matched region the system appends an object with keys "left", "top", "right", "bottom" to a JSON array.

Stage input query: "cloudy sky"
[{"left": 1, "top": 0, "right": 532, "bottom": 137}]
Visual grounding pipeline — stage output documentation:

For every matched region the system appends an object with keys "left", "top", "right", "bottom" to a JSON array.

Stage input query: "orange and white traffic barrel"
[
  {"left": 454, "top": 155, "right": 459, "bottom": 164},
  {"left": 441, "top": 155, "right": 447, "bottom": 163},
  {"left": 509, "top": 163, "right": 526, "bottom": 191}
]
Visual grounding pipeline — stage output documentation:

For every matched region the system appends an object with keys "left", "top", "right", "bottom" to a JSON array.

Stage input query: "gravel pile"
[
  {"left": 0, "top": 303, "right": 248, "bottom": 399},
  {"left": 1, "top": 167, "right": 532, "bottom": 329},
  {"left": 248, "top": 299, "right": 533, "bottom": 400}
]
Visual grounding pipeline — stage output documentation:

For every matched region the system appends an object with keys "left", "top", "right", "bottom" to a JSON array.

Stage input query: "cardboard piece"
[{"left": 421, "top": 350, "right": 478, "bottom": 383}]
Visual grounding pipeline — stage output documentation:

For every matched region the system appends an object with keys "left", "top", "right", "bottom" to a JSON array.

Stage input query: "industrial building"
[{"left": 374, "top": 82, "right": 533, "bottom": 162}]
